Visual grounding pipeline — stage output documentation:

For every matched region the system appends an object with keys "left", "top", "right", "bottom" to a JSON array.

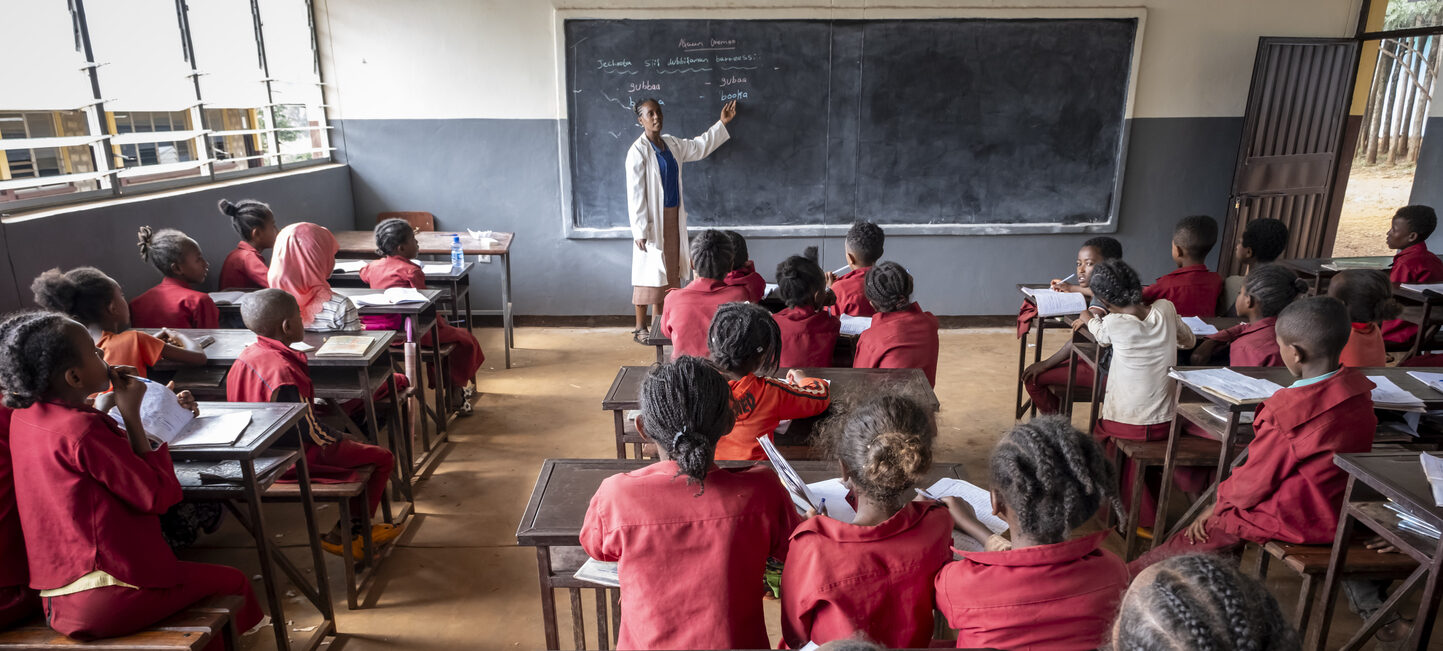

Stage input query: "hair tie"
[
  {"left": 673, "top": 425, "right": 688, "bottom": 446},
  {"left": 755, "top": 346, "right": 763, "bottom": 353}
]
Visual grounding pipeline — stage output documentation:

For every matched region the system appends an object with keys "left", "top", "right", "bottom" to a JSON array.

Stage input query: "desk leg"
[
  {"left": 242, "top": 462, "right": 295, "bottom": 651},
  {"left": 613, "top": 410, "right": 626, "bottom": 460},
  {"left": 503, "top": 252, "right": 513, "bottom": 369},
  {"left": 1031, "top": 322, "right": 1045, "bottom": 418},
  {"left": 429, "top": 318, "right": 447, "bottom": 434},
  {"left": 1063, "top": 345, "right": 1079, "bottom": 418},
  {"left": 1015, "top": 318, "right": 1030, "bottom": 420},
  {"left": 1087, "top": 352, "right": 1103, "bottom": 435},
  {"left": 1215, "top": 416, "right": 1241, "bottom": 486},
  {"left": 290, "top": 450, "right": 337, "bottom": 626},
  {"left": 1408, "top": 540, "right": 1443, "bottom": 649},
  {"left": 1151, "top": 386, "right": 1187, "bottom": 550},
  {"left": 1315, "top": 484, "right": 1359, "bottom": 651},
  {"left": 536, "top": 546, "right": 560, "bottom": 650}
]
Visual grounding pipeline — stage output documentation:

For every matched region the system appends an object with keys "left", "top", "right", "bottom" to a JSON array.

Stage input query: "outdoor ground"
[{"left": 1333, "top": 161, "right": 1418, "bottom": 257}]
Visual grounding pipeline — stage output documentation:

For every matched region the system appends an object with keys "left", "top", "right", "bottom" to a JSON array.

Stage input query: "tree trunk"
[
  {"left": 1382, "top": 39, "right": 1401, "bottom": 158},
  {"left": 1393, "top": 38, "right": 1419, "bottom": 163},
  {"left": 1368, "top": 40, "right": 1397, "bottom": 164},
  {"left": 1360, "top": 44, "right": 1386, "bottom": 155}
]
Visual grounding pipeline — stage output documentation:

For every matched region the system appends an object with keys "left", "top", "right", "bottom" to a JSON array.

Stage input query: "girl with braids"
[
  {"left": 722, "top": 230, "right": 766, "bottom": 302},
  {"left": 580, "top": 356, "right": 798, "bottom": 650},
  {"left": 1329, "top": 269, "right": 1400, "bottom": 367},
  {"left": 709, "top": 302, "right": 830, "bottom": 460},
  {"left": 0, "top": 312, "right": 261, "bottom": 643},
  {"left": 1192, "top": 264, "right": 1307, "bottom": 367},
  {"left": 129, "top": 226, "right": 219, "bottom": 329},
  {"left": 935, "top": 416, "right": 1128, "bottom": 650},
  {"left": 1112, "top": 553, "right": 1300, "bottom": 651},
  {"left": 852, "top": 261, "right": 940, "bottom": 386},
  {"left": 780, "top": 395, "right": 951, "bottom": 649},
  {"left": 657, "top": 228, "right": 751, "bottom": 358},
  {"left": 772, "top": 248, "right": 840, "bottom": 368},
  {"left": 217, "top": 198, "right": 279, "bottom": 290},
  {"left": 1021, "top": 236, "right": 1124, "bottom": 414}
]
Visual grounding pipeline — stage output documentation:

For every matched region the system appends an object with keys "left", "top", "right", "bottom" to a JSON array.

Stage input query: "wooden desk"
[
  {"left": 166, "top": 402, "right": 335, "bottom": 651},
  {"left": 515, "top": 458, "right": 966, "bottom": 650},
  {"left": 601, "top": 366, "right": 938, "bottom": 459},
  {"left": 1015, "top": 284, "right": 1076, "bottom": 420},
  {"left": 1317, "top": 453, "right": 1442, "bottom": 650},
  {"left": 330, "top": 259, "right": 476, "bottom": 333},
  {"left": 1388, "top": 283, "right": 1443, "bottom": 359},
  {"left": 1280, "top": 256, "right": 1394, "bottom": 294},
  {"left": 334, "top": 230, "right": 516, "bottom": 369},
  {"left": 638, "top": 330, "right": 669, "bottom": 364}
]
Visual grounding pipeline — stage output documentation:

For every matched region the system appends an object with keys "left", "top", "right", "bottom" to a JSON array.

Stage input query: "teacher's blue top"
[{"left": 650, "top": 140, "right": 680, "bottom": 208}]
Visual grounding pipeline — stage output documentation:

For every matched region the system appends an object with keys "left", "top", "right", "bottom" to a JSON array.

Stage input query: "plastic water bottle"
[{"left": 450, "top": 234, "right": 464, "bottom": 268}]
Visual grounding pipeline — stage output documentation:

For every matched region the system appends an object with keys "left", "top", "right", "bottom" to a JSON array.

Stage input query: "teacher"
[{"left": 626, "top": 98, "right": 738, "bottom": 340}]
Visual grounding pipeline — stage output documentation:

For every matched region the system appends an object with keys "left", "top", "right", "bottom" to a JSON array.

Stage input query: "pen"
[
  {"left": 833, "top": 265, "right": 851, "bottom": 276},
  {"left": 915, "top": 487, "right": 939, "bottom": 500},
  {"left": 1056, "top": 273, "right": 1076, "bottom": 285}
]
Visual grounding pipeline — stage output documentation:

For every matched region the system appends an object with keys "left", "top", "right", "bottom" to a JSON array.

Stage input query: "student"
[
  {"left": 31, "top": 267, "right": 206, "bottom": 379},
  {"left": 772, "top": 249, "right": 840, "bottom": 368},
  {"left": 1221, "top": 218, "right": 1290, "bottom": 314},
  {"left": 1131, "top": 297, "right": 1375, "bottom": 572},
  {"left": 217, "top": 198, "right": 278, "bottom": 290},
  {"left": 580, "top": 357, "right": 800, "bottom": 650},
  {"left": 268, "top": 223, "right": 362, "bottom": 332},
  {"left": 1382, "top": 205, "right": 1443, "bottom": 344},
  {"left": 1086, "top": 259, "right": 1195, "bottom": 527},
  {"left": 0, "top": 403, "right": 39, "bottom": 629},
  {"left": 657, "top": 229, "right": 750, "bottom": 358},
  {"left": 1020, "top": 236, "right": 1124, "bottom": 413},
  {"left": 781, "top": 395, "right": 950, "bottom": 649},
  {"left": 722, "top": 230, "right": 765, "bottom": 302},
  {"left": 0, "top": 311, "right": 261, "bottom": 643},
  {"left": 129, "top": 227, "right": 219, "bottom": 330},
  {"left": 225, "top": 290, "right": 400, "bottom": 558},
  {"left": 827, "top": 221, "right": 884, "bottom": 318},
  {"left": 709, "top": 302, "right": 830, "bottom": 460},
  {"left": 935, "top": 416, "right": 1128, "bottom": 650},
  {"left": 1191, "top": 264, "right": 1306, "bottom": 367},
  {"left": 1328, "top": 269, "right": 1399, "bottom": 367},
  {"left": 360, "top": 219, "right": 485, "bottom": 412},
  {"left": 1112, "top": 554, "right": 1300, "bottom": 651},
  {"left": 1143, "top": 215, "right": 1224, "bottom": 317},
  {"left": 852, "top": 262, "right": 940, "bottom": 386}
]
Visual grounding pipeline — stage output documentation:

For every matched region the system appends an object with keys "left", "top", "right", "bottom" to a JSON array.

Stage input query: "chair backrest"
[{"left": 377, "top": 211, "right": 435, "bottom": 232}]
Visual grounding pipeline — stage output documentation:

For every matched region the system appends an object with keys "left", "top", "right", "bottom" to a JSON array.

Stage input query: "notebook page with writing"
[
  {"left": 1019, "top": 287, "right": 1088, "bottom": 318},
  {"left": 1181, "top": 316, "right": 1218, "bottom": 336},
  {"left": 170, "top": 411, "right": 252, "bottom": 448},
  {"left": 1369, "top": 376, "right": 1427, "bottom": 413},
  {"left": 107, "top": 378, "right": 194, "bottom": 445},
  {"left": 839, "top": 315, "right": 872, "bottom": 336},
  {"left": 760, "top": 436, "right": 818, "bottom": 513},
  {"left": 805, "top": 478, "right": 858, "bottom": 523},
  {"left": 924, "top": 478, "right": 1008, "bottom": 551},
  {"left": 1167, "top": 368, "right": 1285, "bottom": 403}
]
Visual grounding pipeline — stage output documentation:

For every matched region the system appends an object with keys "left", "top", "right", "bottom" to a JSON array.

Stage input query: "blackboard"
[{"left": 564, "top": 17, "right": 1138, "bottom": 234}]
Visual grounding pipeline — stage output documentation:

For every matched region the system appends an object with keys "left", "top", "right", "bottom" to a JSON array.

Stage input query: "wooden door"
[{"left": 1219, "top": 37, "right": 1361, "bottom": 274}]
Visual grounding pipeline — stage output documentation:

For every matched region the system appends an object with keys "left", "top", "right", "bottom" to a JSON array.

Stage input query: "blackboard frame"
[{"left": 554, "top": 7, "right": 1148, "bottom": 239}]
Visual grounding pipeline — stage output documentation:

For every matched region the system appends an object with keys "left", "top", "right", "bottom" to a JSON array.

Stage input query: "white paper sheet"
[
  {"left": 421, "top": 264, "right": 455, "bottom": 275},
  {"left": 764, "top": 283, "right": 778, "bottom": 297},
  {"left": 1422, "top": 454, "right": 1443, "bottom": 507},
  {"left": 1408, "top": 371, "right": 1443, "bottom": 394},
  {"left": 759, "top": 436, "right": 817, "bottom": 513},
  {"left": 1181, "top": 316, "right": 1219, "bottom": 336},
  {"left": 209, "top": 291, "right": 248, "bottom": 305},
  {"left": 574, "top": 558, "right": 621, "bottom": 588},
  {"left": 1369, "top": 376, "right": 1427, "bottom": 412},
  {"left": 1167, "top": 368, "right": 1286, "bottom": 403},
  {"left": 923, "top": 478, "right": 1008, "bottom": 551},
  {"left": 171, "top": 411, "right": 252, "bottom": 448},
  {"left": 350, "top": 287, "right": 428, "bottom": 306},
  {"left": 333, "top": 260, "right": 367, "bottom": 273},
  {"left": 1401, "top": 282, "right": 1443, "bottom": 294},
  {"left": 1019, "top": 287, "right": 1089, "bottom": 318},
  {"left": 108, "top": 379, "right": 195, "bottom": 445},
  {"left": 805, "top": 478, "right": 858, "bottom": 524},
  {"left": 839, "top": 315, "right": 873, "bottom": 336}
]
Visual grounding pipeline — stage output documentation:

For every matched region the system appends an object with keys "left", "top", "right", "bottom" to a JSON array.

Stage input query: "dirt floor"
[{"left": 1333, "top": 161, "right": 1418, "bottom": 257}]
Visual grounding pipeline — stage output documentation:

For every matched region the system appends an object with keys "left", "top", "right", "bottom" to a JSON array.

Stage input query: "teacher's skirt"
[{"left": 633, "top": 206, "right": 681, "bottom": 305}]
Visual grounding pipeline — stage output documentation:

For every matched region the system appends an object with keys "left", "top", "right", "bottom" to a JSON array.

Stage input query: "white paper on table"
[
  {"left": 1422, "top": 454, "right": 1443, "bottom": 507},
  {"left": 805, "top": 478, "right": 858, "bottom": 524},
  {"left": 573, "top": 558, "right": 620, "bottom": 588},
  {"left": 108, "top": 379, "right": 195, "bottom": 445},
  {"left": 759, "top": 436, "right": 817, "bottom": 513},
  {"left": 924, "top": 478, "right": 1008, "bottom": 551},
  {"left": 764, "top": 283, "right": 779, "bottom": 297},
  {"left": 839, "top": 315, "right": 873, "bottom": 336},
  {"left": 421, "top": 263, "right": 455, "bottom": 275},
  {"left": 1408, "top": 371, "right": 1443, "bottom": 394},
  {"left": 333, "top": 260, "right": 367, "bottom": 273},
  {"left": 289, "top": 341, "right": 315, "bottom": 352},
  {"left": 1401, "top": 282, "right": 1443, "bottom": 294},
  {"left": 1369, "top": 376, "right": 1428, "bottom": 412},
  {"left": 1167, "top": 368, "right": 1285, "bottom": 403},
  {"left": 209, "top": 291, "right": 248, "bottom": 305},
  {"left": 1019, "top": 287, "right": 1089, "bottom": 318},
  {"left": 1181, "top": 316, "right": 1219, "bottom": 336},
  {"left": 171, "top": 412, "right": 252, "bottom": 448},
  {"left": 350, "top": 287, "right": 428, "bottom": 306}
]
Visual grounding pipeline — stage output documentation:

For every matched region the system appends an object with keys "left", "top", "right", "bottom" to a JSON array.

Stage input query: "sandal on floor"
[{"left": 632, "top": 329, "right": 650, "bottom": 344}]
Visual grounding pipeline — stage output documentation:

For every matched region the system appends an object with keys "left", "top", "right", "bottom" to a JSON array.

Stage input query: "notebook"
[
  {"left": 1019, "top": 287, "right": 1088, "bottom": 318},
  {"left": 315, "top": 335, "right": 376, "bottom": 356},
  {"left": 839, "top": 315, "right": 873, "bottom": 336},
  {"left": 1369, "top": 376, "right": 1427, "bottom": 413},
  {"left": 107, "top": 380, "right": 251, "bottom": 447},
  {"left": 919, "top": 478, "right": 1009, "bottom": 552},
  {"left": 574, "top": 558, "right": 620, "bottom": 588},
  {"left": 333, "top": 260, "right": 367, "bottom": 273},
  {"left": 1167, "top": 368, "right": 1285, "bottom": 404},
  {"left": 1181, "top": 316, "right": 1219, "bottom": 336},
  {"left": 210, "top": 291, "right": 247, "bottom": 305},
  {"left": 349, "top": 287, "right": 428, "bottom": 306}
]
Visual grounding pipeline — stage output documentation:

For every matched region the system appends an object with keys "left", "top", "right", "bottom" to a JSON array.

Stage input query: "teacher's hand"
[
  {"left": 720, "top": 100, "right": 738, "bottom": 125},
  {"left": 635, "top": 238, "right": 647, "bottom": 252}
]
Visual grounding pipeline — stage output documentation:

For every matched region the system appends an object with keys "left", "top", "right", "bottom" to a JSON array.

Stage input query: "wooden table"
[
  {"left": 330, "top": 259, "right": 476, "bottom": 333},
  {"left": 1014, "top": 284, "right": 1076, "bottom": 420},
  {"left": 1317, "top": 453, "right": 1443, "bottom": 650},
  {"left": 167, "top": 402, "right": 335, "bottom": 651},
  {"left": 1388, "top": 283, "right": 1443, "bottom": 359},
  {"left": 515, "top": 458, "right": 966, "bottom": 650},
  {"left": 601, "top": 366, "right": 939, "bottom": 459},
  {"left": 333, "top": 230, "right": 516, "bottom": 369},
  {"left": 1280, "top": 256, "right": 1394, "bottom": 294}
]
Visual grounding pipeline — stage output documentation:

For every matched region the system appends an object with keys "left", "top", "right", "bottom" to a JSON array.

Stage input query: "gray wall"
[
  {"left": 1417, "top": 117, "right": 1443, "bottom": 252},
  {"left": 0, "top": 165, "right": 354, "bottom": 314},
  {"left": 336, "top": 116, "right": 1239, "bottom": 316}
]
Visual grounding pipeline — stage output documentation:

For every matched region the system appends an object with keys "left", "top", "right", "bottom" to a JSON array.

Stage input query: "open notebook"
[
  {"left": 349, "top": 287, "right": 428, "bottom": 306},
  {"left": 107, "top": 379, "right": 251, "bottom": 448}
]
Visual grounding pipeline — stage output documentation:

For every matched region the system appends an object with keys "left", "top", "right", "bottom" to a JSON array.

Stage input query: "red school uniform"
[
  {"left": 1383, "top": 242, "right": 1443, "bottom": 343},
  {"left": 828, "top": 266, "right": 876, "bottom": 318},
  {"left": 1207, "top": 316, "right": 1282, "bottom": 367},
  {"left": 1142, "top": 264, "right": 1223, "bottom": 317},
  {"left": 657, "top": 278, "right": 751, "bottom": 359},
  {"left": 1341, "top": 323, "right": 1387, "bottom": 367},
  {"left": 773, "top": 305, "right": 841, "bottom": 368},
  {"left": 359, "top": 255, "right": 484, "bottom": 385},
  {"left": 853, "top": 302, "right": 940, "bottom": 386},
  {"left": 129, "top": 277, "right": 220, "bottom": 330},
  {"left": 935, "top": 531, "right": 1129, "bottom": 651},
  {"left": 717, "top": 374, "right": 831, "bottom": 461},
  {"left": 0, "top": 407, "right": 39, "bottom": 629},
  {"left": 218, "top": 241, "right": 268, "bottom": 290},
  {"left": 580, "top": 461, "right": 801, "bottom": 651},
  {"left": 780, "top": 501, "right": 952, "bottom": 649},
  {"left": 724, "top": 260, "right": 766, "bottom": 302}
]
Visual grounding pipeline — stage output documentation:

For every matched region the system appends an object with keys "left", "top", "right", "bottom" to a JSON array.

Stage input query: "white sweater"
[{"left": 1087, "top": 299, "right": 1196, "bottom": 425}]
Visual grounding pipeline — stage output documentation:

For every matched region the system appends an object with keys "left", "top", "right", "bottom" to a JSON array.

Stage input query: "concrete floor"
[{"left": 175, "top": 326, "right": 1436, "bottom": 650}]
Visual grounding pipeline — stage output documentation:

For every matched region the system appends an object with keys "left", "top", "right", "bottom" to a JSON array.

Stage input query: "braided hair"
[
  {"left": 863, "top": 261, "right": 914, "bottom": 313},
  {"left": 374, "top": 218, "right": 414, "bottom": 257},
  {"left": 1241, "top": 219, "right": 1289, "bottom": 264},
  {"left": 218, "top": 198, "right": 274, "bottom": 241},
  {"left": 1083, "top": 236, "right": 1124, "bottom": 260},
  {"left": 1328, "top": 269, "right": 1402, "bottom": 324},
  {"left": 633, "top": 97, "right": 661, "bottom": 117},
  {"left": 1174, "top": 215, "right": 1219, "bottom": 260},
  {"left": 0, "top": 311, "right": 83, "bottom": 409},
  {"left": 1241, "top": 264, "right": 1306, "bottom": 318},
  {"left": 990, "top": 415, "right": 1120, "bottom": 544},
  {"left": 137, "top": 226, "right": 194, "bottom": 276},
  {"left": 776, "top": 251, "right": 826, "bottom": 309},
  {"left": 832, "top": 395, "right": 935, "bottom": 511},
  {"left": 708, "top": 302, "right": 781, "bottom": 375},
  {"left": 690, "top": 229, "right": 734, "bottom": 280},
  {"left": 639, "top": 356, "right": 735, "bottom": 491},
  {"left": 723, "top": 230, "right": 750, "bottom": 271},
  {"left": 31, "top": 267, "right": 118, "bottom": 328},
  {"left": 1113, "top": 553, "right": 1300, "bottom": 651},
  {"left": 1089, "top": 259, "right": 1144, "bottom": 308},
  {"left": 846, "top": 221, "right": 885, "bottom": 266}
]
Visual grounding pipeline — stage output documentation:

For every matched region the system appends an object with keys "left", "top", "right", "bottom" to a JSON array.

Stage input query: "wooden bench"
[
  {"left": 1112, "top": 436, "right": 1236, "bottom": 560},
  {"left": 265, "top": 467, "right": 393, "bottom": 610},
  {"left": 0, "top": 595, "right": 242, "bottom": 650},
  {"left": 1253, "top": 539, "right": 1416, "bottom": 648}
]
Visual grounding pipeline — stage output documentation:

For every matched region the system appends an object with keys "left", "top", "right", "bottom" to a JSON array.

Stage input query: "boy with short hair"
[
  {"left": 1221, "top": 218, "right": 1290, "bottom": 314},
  {"left": 658, "top": 229, "right": 751, "bottom": 358},
  {"left": 1143, "top": 215, "right": 1224, "bottom": 317},
  {"left": 1382, "top": 205, "right": 1443, "bottom": 344},
  {"left": 827, "top": 221, "right": 885, "bottom": 318}
]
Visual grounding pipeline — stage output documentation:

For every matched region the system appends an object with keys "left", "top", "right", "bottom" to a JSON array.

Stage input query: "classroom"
[{"left": 3, "top": 0, "right": 1443, "bottom": 649}]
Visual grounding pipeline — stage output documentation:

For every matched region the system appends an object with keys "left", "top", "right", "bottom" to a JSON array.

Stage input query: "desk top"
[
  {"left": 333, "top": 230, "right": 513, "bottom": 257},
  {"left": 1071, "top": 316, "right": 1243, "bottom": 347},
  {"left": 1280, "top": 256, "right": 1395, "bottom": 278},
  {"left": 1335, "top": 452, "right": 1443, "bottom": 531},
  {"left": 516, "top": 458, "right": 965, "bottom": 546},
  {"left": 330, "top": 259, "right": 474, "bottom": 284},
  {"left": 601, "top": 366, "right": 939, "bottom": 412},
  {"left": 166, "top": 402, "right": 306, "bottom": 462},
  {"left": 329, "top": 287, "right": 441, "bottom": 315},
  {"left": 147, "top": 328, "right": 396, "bottom": 368},
  {"left": 1173, "top": 365, "right": 1443, "bottom": 410}
]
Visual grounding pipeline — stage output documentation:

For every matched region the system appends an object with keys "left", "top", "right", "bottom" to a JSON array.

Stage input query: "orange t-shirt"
[
  {"left": 1339, "top": 323, "right": 1386, "bottom": 368},
  {"left": 716, "top": 374, "right": 831, "bottom": 461},
  {"left": 97, "top": 330, "right": 166, "bottom": 378}
]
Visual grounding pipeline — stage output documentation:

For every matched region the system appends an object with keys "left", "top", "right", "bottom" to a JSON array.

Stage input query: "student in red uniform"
[
  {"left": 1191, "top": 264, "right": 1306, "bottom": 367},
  {"left": 1329, "top": 269, "right": 1398, "bottom": 367},
  {"left": 1020, "top": 236, "right": 1124, "bottom": 413},
  {"left": 225, "top": 290, "right": 401, "bottom": 558},
  {"left": 217, "top": 198, "right": 278, "bottom": 290},
  {"left": 0, "top": 312, "right": 261, "bottom": 645},
  {"left": 1143, "top": 215, "right": 1224, "bottom": 317},
  {"left": 781, "top": 395, "right": 951, "bottom": 649},
  {"left": 852, "top": 262, "right": 940, "bottom": 386},
  {"left": 1113, "top": 554, "right": 1300, "bottom": 650},
  {"left": 1221, "top": 218, "right": 1290, "bottom": 315},
  {"left": 722, "top": 230, "right": 766, "bottom": 302},
  {"left": 935, "top": 416, "right": 1128, "bottom": 650},
  {"left": 826, "top": 221, "right": 884, "bottom": 318},
  {"left": 1131, "top": 296, "right": 1376, "bottom": 573},
  {"left": 710, "top": 302, "right": 831, "bottom": 460},
  {"left": 657, "top": 229, "right": 750, "bottom": 358},
  {"left": 581, "top": 357, "right": 800, "bottom": 650},
  {"left": 129, "top": 227, "right": 219, "bottom": 330},
  {"left": 772, "top": 249, "right": 840, "bottom": 368},
  {"left": 1382, "top": 205, "right": 1443, "bottom": 344},
  {"left": 359, "top": 219, "right": 485, "bottom": 413},
  {"left": 0, "top": 403, "right": 40, "bottom": 629},
  {"left": 31, "top": 267, "right": 206, "bottom": 379}
]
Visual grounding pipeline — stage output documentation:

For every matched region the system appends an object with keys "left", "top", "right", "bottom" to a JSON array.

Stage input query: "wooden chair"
[
  {"left": 0, "top": 595, "right": 243, "bottom": 650},
  {"left": 1251, "top": 539, "right": 1416, "bottom": 649},
  {"left": 1111, "top": 437, "right": 1231, "bottom": 560},
  {"left": 377, "top": 211, "right": 436, "bottom": 231},
  {"left": 265, "top": 466, "right": 393, "bottom": 609},
  {"left": 545, "top": 546, "right": 620, "bottom": 650}
]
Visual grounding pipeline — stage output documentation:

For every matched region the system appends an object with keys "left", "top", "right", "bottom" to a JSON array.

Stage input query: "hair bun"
[
  {"left": 218, "top": 199, "right": 238, "bottom": 217},
  {"left": 803, "top": 246, "right": 819, "bottom": 263},
  {"left": 1293, "top": 278, "right": 1309, "bottom": 294}
]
